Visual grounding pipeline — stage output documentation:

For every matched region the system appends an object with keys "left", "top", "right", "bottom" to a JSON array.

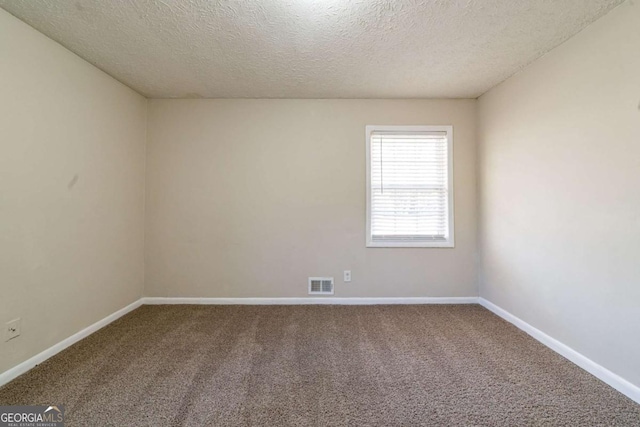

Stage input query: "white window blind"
[{"left": 366, "top": 126, "right": 454, "bottom": 248}]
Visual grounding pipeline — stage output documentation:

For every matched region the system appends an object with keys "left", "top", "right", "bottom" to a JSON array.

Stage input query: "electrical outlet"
[
  {"left": 5, "top": 318, "right": 21, "bottom": 341},
  {"left": 343, "top": 270, "right": 351, "bottom": 282}
]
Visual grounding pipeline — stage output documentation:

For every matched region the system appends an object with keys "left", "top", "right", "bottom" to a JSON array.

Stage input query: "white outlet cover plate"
[{"left": 344, "top": 270, "right": 352, "bottom": 282}]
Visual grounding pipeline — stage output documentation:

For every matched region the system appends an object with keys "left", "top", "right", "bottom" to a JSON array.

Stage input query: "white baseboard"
[
  {"left": 142, "top": 296, "right": 479, "bottom": 305},
  {"left": 479, "top": 297, "right": 640, "bottom": 405},
  {"left": 0, "top": 298, "right": 143, "bottom": 388}
]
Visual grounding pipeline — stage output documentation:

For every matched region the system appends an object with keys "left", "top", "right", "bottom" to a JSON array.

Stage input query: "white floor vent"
[{"left": 308, "top": 277, "right": 334, "bottom": 295}]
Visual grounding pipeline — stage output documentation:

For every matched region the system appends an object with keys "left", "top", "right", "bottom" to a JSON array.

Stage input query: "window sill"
[{"left": 366, "top": 240, "right": 455, "bottom": 248}]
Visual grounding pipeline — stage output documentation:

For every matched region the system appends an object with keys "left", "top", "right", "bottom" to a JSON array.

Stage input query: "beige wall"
[
  {"left": 146, "top": 99, "right": 477, "bottom": 298},
  {"left": 0, "top": 9, "right": 147, "bottom": 374},
  {"left": 478, "top": 1, "right": 640, "bottom": 387}
]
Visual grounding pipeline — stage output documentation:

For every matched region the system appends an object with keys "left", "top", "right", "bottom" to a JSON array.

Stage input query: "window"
[{"left": 366, "top": 125, "right": 454, "bottom": 248}]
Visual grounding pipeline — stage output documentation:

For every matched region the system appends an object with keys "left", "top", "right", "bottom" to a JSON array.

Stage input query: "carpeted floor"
[{"left": 0, "top": 305, "right": 638, "bottom": 426}]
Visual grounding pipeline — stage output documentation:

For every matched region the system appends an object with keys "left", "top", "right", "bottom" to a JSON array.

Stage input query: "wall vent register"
[{"left": 308, "top": 277, "right": 334, "bottom": 295}]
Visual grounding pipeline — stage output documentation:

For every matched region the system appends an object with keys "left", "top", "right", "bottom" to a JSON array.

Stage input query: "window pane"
[{"left": 368, "top": 128, "right": 452, "bottom": 245}]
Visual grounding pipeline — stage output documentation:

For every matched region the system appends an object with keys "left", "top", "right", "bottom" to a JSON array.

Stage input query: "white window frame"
[{"left": 366, "top": 125, "right": 454, "bottom": 248}]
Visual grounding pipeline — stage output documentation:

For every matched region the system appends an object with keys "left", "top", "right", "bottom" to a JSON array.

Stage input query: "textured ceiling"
[{"left": 0, "top": 0, "right": 624, "bottom": 98}]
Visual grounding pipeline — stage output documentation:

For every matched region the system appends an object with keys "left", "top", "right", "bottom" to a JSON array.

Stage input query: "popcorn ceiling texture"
[{"left": 0, "top": 0, "right": 624, "bottom": 98}]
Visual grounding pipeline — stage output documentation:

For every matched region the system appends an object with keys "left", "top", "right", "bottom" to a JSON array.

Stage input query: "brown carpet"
[{"left": 0, "top": 305, "right": 638, "bottom": 426}]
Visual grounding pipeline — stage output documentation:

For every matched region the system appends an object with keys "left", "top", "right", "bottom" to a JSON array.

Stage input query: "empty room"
[{"left": 0, "top": 0, "right": 639, "bottom": 425}]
